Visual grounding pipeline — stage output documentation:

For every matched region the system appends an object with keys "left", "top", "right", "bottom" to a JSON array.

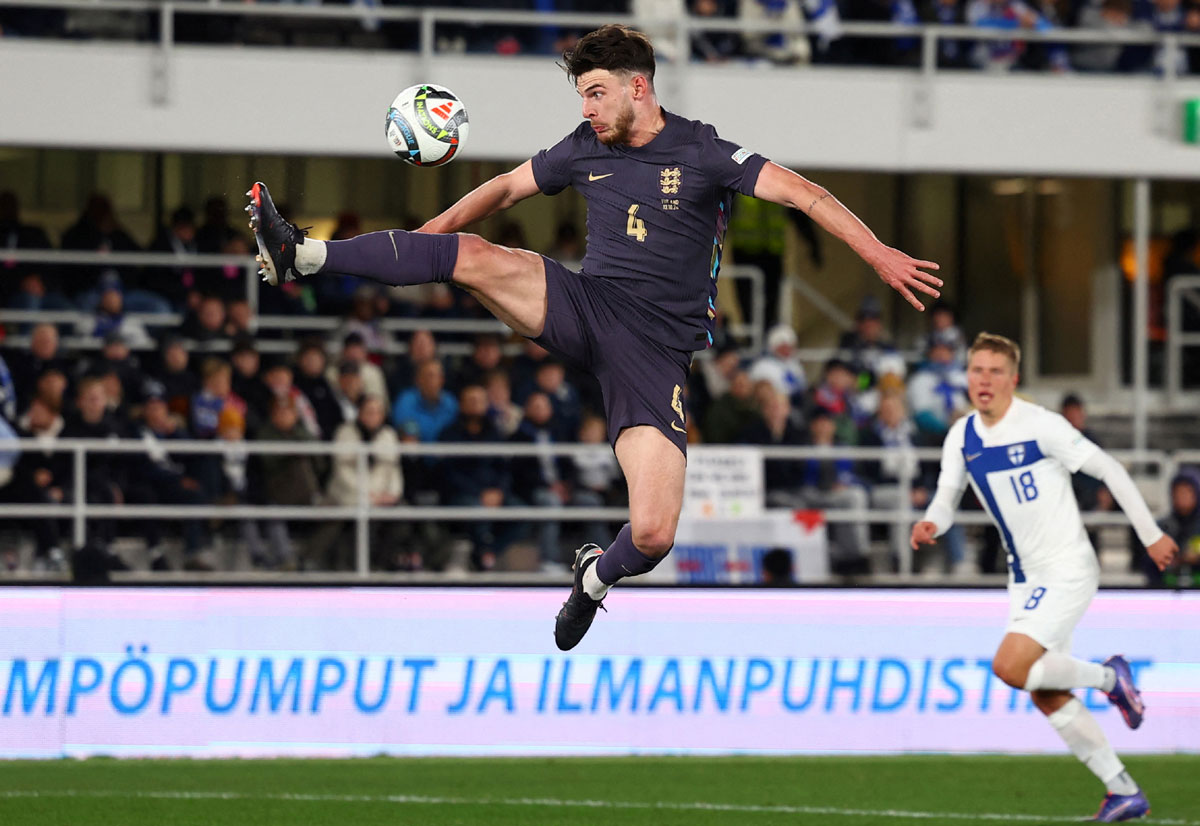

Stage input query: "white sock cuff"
[{"left": 1047, "top": 696, "right": 1084, "bottom": 730}]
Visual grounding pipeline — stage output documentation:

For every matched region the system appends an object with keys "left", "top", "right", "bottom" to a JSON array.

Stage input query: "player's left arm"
[
  {"left": 1040, "top": 412, "right": 1178, "bottom": 570},
  {"left": 1076, "top": 451, "right": 1178, "bottom": 570},
  {"left": 753, "top": 162, "right": 942, "bottom": 311}
]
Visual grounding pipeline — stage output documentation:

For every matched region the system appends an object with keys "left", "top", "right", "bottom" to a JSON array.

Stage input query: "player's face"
[
  {"left": 577, "top": 69, "right": 635, "bottom": 146},
  {"left": 966, "top": 349, "right": 1018, "bottom": 417}
]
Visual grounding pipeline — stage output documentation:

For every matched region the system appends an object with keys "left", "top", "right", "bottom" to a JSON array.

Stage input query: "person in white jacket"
[{"left": 314, "top": 395, "right": 403, "bottom": 570}]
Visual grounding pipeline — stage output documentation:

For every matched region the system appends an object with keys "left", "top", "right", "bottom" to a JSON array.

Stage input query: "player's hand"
[
  {"left": 1145, "top": 535, "right": 1179, "bottom": 571},
  {"left": 910, "top": 521, "right": 938, "bottom": 551},
  {"left": 869, "top": 245, "right": 942, "bottom": 311}
]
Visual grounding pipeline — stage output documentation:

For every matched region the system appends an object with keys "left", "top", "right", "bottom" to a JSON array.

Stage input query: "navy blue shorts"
[{"left": 533, "top": 257, "right": 692, "bottom": 455}]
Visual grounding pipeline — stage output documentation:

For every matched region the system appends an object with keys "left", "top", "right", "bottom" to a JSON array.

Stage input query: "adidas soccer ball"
[{"left": 385, "top": 83, "right": 469, "bottom": 167}]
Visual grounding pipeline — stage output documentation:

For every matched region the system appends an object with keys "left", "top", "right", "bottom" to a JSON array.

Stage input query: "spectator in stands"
[
  {"left": 741, "top": 0, "right": 812, "bottom": 63},
  {"left": 509, "top": 339, "right": 554, "bottom": 403},
  {"left": 741, "top": 388, "right": 808, "bottom": 505},
  {"left": 760, "top": 546, "right": 797, "bottom": 585},
  {"left": 260, "top": 358, "right": 322, "bottom": 440},
  {"left": 148, "top": 206, "right": 200, "bottom": 309},
  {"left": 440, "top": 383, "right": 512, "bottom": 571},
  {"left": 843, "top": 0, "right": 921, "bottom": 65},
  {"left": 704, "top": 368, "right": 760, "bottom": 444},
  {"left": 484, "top": 369, "right": 524, "bottom": 439},
  {"left": 60, "top": 376, "right": 129, "bottom": 544},
  {"left": 180, "top": 294, "right": 229, "bottom": 345},
  {"left": 1146, "top": 469, "right": 1200, "bottom": 586},
  {"left": 393, "top": 359, "right": 457, "bottom": 443},
  {"left": 389, "top": 327, "right": 440, "bottom": 393},
  {"left": 567, "top": 412, "right": 624, "bottom": 547},
  {"left": 510, "top": 391, "right": 573, "bottom": 570},
  {"left": 1060, "top": 393, "right": 1116, "bottom": 515},
  {"left": 4, "top": 273, "right": 73, "bottom": 323},
  {"left": 690, "top": 0, "right": 743, "bottom": 62},
  {"left": 59, "top": 194, "right": 142, "bottom": 300},
  {"left": 533, "top": 359, "right": 581, "bottom": 441},
  {"left": 76, "top": 274, "right": 153, "bottom": 348},
  {"left": 329, "top": 332, "right": 390, "bottom": 411},
  {"left": 132, "top": 389, "right": 209, "bottom": 564},
  {"left": 3, "top": 395, "right": 67, "bottom": 568},
  {"left": 908, "top": 339, "right": 970, "bottom": 437},
  {"left": 966, "top": 0, "right": 1068, "bottom": 71},
  {"left": 809, "top": 357, "right": 866, "bottom": 444},
  {"left": 9, "top": 322, "right": 68, "bottom": 408},
  {"left": 191, "top": 358, "right": 244, "bottom": 440},
  {"left": 929, "top": 0, "right": 971, "bottom": 66},
  {"left": 229, "top": 335, "right": 267, "bottom": 425},
  {"left": 923, "top": 300, "right": 967, "bottom": 366},
  {"left": 152, "top": 334, "right": 199, "bottom": 418},
  {"left": 454, "top": 333, "right": 506, "bottom": 392},
  {"left": 838, "top": 296, "right": 898, "bottom": 390},
  {"left": 337, "top": 285, "right": 394, "bottom": 355},
  {"left": 195, "top": 196, "right": 241, "bottom": 254},
  {"left": 1074, "top": 0, "right": 1133, "bottom": 70},
  {"left": 0, "top": 354, "right": 15, "bottom": 424},
  {"left": 314, "top": 394, "right": 404, "bottom": 570},
  {"left": 332, "top": 359, "right": 367, "bottom": 425},
  {"left": 0, "top": 191, "right": 55, "bottom": 297},
  {"left": 547, "top": 220, "right": 584, "bottom": 263},
  {"left": 749, "top": 323, "right": 808, "bottom": 406},
  {"left": 294, "top": 340, "right": 343, "bottom": 440},
  {"left": 225, "top": 298, "right": 253, "bottom": 339},
  {"left": 798, "top": 407, "right": 871, "bottom": 574},
  {"left": 86, "top": 331, "right": 149, "bottom": 412},
  {"left": 256, "top": 395, "right": 325, "bottom": 569},
  {"left": 33, "top": 369, "right": 69, "bottom": 422}
]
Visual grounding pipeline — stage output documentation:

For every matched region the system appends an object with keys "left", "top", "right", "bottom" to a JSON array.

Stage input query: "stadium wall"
[
  {"left": 2, "top": 587, "right": 1197, "bottom": 758},
  {"left": 2, "top": 42, "right": 1200, "bottom": 175}
]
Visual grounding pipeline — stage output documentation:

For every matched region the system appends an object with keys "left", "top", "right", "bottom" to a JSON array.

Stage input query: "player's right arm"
[
  {"left": 911, "top": 420, "right": 969, "bottom": 550},
  {"left": 418, "top": 160, "right": 541, "bottom": 234}
]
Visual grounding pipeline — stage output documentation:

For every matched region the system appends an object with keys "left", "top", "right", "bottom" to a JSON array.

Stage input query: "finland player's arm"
[
  {"left": 912, "top": 424, "right": 968, "bottom": 550},
  {"left": 752, "top": 162, "right": 943, "bottom": 311},
  {"left": 419, "top": 160, "right": 542, "bottom": 235}
]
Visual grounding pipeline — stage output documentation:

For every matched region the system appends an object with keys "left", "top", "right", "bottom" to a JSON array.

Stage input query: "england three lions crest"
[{"left": 660, "top": 168, "right": 681, "bottom": 195}]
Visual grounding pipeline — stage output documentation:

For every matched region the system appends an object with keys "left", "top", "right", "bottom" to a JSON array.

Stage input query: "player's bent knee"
[
  {"left": 631, "top": 524, "right": 675, "bottom": 558},
  {"left": 992, "top": 658, "right": 1028, "bottom": 689}
]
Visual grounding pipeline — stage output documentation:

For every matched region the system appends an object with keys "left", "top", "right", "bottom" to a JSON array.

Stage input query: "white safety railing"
[
  {"left": 0, "top": 438, "right": 1176, "bottom": 578},
  {"left": 3, "top": 0, "right": 1199, "bottom": 84},
  {"left": 1165, "top": 274, "right": 1200, "bottom": 405},
  {"left": 0, "top": 249, "right": 768, "bottom": 354}
]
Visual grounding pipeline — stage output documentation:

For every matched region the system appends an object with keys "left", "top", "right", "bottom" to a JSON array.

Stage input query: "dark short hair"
[
  {"left": 562, "top": 25, "right": 655, "bottom": 85},
  {"left": 1061, "top": 393, "right": 1084, "bottom": 410}
]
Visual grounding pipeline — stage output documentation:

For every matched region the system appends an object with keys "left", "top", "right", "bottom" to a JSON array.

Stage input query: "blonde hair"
[{"left": 968, "top": 332, "right": 1021, "bottom": 371}]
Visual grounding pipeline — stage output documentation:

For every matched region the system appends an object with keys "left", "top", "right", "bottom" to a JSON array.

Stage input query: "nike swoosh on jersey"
[
  {"left": 588, "top": 172, "right": 614, "bottom": 181},
  {"left": 965, "top": 452, "right": 982, "bottom": 462}
]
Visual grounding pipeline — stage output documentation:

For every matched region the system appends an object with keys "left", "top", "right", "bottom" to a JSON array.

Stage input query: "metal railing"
[
  {"left": 0, "top": 249, "right": 768, "bottom": 353},
  {"left": 0, "top": 437, "right": 1176, "bottom": 578},
  {"left": 1166, "top": 274, "right": 1200, "bottom": 405}
]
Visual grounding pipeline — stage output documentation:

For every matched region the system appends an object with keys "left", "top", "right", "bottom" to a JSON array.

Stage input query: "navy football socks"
[
  {"left": 595, "top": 523, "right": 666, "bottom": 585},
  {"left": 321, "top": 230, "right": 458, "bottom": 286}
]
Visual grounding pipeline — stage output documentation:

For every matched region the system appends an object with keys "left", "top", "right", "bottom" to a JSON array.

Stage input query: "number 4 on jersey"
[{"left": 626, "top": 204, "right": 648, "bottom": 242}]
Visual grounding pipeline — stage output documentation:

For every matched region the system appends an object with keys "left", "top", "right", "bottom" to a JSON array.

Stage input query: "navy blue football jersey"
[{"left": 531, "top": 110, "right": 768, "bottom": 352}]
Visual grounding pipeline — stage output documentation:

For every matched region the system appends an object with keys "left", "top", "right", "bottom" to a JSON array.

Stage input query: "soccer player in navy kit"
[{"left": 248, "top": 24, "right": 943, "bottom": 650}]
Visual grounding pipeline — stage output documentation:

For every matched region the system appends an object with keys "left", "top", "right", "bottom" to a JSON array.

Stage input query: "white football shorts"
[{"left": 1004, "top": 574, "right": 1099, "bottom": 652}]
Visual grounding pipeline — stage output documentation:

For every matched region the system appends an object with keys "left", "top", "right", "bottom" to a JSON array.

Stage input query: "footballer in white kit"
[{"left": 912, "top": 333, "right": 1178, "bottom": 824}]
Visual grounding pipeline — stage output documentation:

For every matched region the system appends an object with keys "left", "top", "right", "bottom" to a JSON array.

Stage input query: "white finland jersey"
[{"left": 934, "top": 398, "right": 1101, "bottom": 582}]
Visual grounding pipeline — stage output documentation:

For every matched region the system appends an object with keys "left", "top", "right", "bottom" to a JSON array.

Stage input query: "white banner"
[
  {"left": 1, "top": 588, "right": 1196, "bottom": 758},
  {"left": 682, "top": 446, "right": 763, "bottom": 519}
]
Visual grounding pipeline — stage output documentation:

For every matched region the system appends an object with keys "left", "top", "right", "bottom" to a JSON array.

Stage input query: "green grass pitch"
[{"left": 1, "top": 755, "right": 1197, "bottom": 825}]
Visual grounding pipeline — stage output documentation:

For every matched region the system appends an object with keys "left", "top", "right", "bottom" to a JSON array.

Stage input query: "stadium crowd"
[
  {"left": 1, "top": 189, "right": 1196, "bottom": 581},
  {"left": 0, "top": 0, "right": 1197, "bottom": 73}
]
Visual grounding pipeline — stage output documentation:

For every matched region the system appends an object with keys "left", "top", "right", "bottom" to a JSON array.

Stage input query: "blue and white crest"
[{"left": 1007, "top": 444, "right": 1025, "bottom": 465}]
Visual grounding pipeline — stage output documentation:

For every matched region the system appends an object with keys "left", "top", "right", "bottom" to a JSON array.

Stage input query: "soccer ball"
[{"left": 385, "top": 83, "right": 469, "bottom": 167}]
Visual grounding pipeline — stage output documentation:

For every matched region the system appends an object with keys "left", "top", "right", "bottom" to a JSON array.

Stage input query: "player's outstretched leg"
[
  {"left": 246, "top": 181, "right": 457, "bottom": 288},
  {"left": 554, "top": 543, "right": 606, "bottom": 651},
  {"left": 1102, "top": 655, "right": 1145, "bottom": 730}
]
